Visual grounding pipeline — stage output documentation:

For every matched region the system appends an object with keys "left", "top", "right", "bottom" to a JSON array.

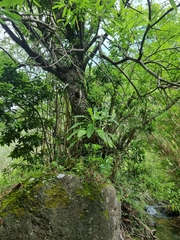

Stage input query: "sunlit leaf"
[
  {"left": 102, "top": 27, "right": 113, "bottom": 37},
  {"left": 87, "top": 108, "right": 93, "bottom": 120},
  {"left": 77, "top": 129, "right": 86, "bottom": 138},
  {"left": 169, "top": 0, "right": 177, "bottom": 12},
  {"left": 0, "top": 9, "right": 21, "bottom": 20},
  {"left": 33, "top": 0, "right": 41, "bottom": 8},
  {"left": 0, "top": 0, "right": 22, "bottom": 7}
]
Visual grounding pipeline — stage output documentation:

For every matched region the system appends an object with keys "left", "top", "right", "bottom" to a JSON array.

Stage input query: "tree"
[
  {"left": 1, "top": 0, "right": 180, "bottom": 178},
  {"left": 0, "top": 52, "right": 72, "bottom": 166}
]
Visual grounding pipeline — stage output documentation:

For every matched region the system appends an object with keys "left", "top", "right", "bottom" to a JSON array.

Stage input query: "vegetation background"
[{"left": 0, "top": 0, "right": 180, "bottom": 239}]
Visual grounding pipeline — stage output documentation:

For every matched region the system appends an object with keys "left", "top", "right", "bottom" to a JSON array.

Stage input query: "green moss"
[
  {"left": 102, "top": 210, "right": 109, "bottom": 219},
  {"left": 0, "top": 173, "right": 52, "bottom": 217},
  {"left": 0, "top": 174, "right": 106, "bottom": 222},
  {"left": 79, "top": 213, "right": 85, "bottom": 219},
  {"left": 0, "top": 187, "right": 27, "bottom": 217},
  {"left": 44, "top": 183, "right": 69, "bottom": 208},
  {"left": 77, "top": 181, "right": 103, "bottom": 201}
]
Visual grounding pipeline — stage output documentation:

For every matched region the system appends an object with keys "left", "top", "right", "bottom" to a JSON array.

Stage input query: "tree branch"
[
  {"left": 0, "top": 23, "right": 68, "bottom": 76},
  {"left": 138, "top": 0, "right": 152, "bottom": 60},
  {"left": 0, "top": 46, "right": 17, "bottom": 64},
  {"left": 151, "top": 3, "right": 180, "bottom": 28},
  {"left": 138, "top": 59, "right": 180, "bottom": 88}
]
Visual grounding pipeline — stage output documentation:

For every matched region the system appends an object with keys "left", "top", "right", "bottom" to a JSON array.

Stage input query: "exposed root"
[
  {"left": 121, "top": 202, "right": 159, "bottom": 240},
  {"left": 132, "top": 215, "right": 158, "bottom": 240}
]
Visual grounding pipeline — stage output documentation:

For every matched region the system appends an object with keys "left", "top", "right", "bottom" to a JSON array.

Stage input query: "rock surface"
[{"left": 0, "top": 174, "right": 122, "bottom": 240}]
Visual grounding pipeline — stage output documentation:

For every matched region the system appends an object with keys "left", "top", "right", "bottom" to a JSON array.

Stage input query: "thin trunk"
[{"left": 64, "top": 90, "right": 71, "bottom": 156}]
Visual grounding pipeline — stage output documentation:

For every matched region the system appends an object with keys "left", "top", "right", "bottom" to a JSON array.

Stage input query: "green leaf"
[
  {"left": 0, "top": 14, "right": 5, "bottom": 24},
  {"left": 0, "top": 9, "right": 21, "bottom": 20},
  {"left": 77, "top": 129, "right": 86, "bottom": 138},
  {"left": 67, "top": 129, "right": 79, "bottom": 141},
  {"left": 0, "top": 0, "right": 22, "bottom": 7},
  {"left": 33, "top": 0, "right": 41, "bottom": 8},
  {"left": 68, "top": 140, "right": 77, "bottom": 149},
  {"left": 169, "top": 0, "right": 177, "bottom": 11},
  {"left": 87, "top": 107, "right": 94, "bottom": 120},
  {"left": 108, "top": 133, "right": 117, "bottom": 142},
  {"left": 52, "top": 3, "right": 65, "bottom": 10},
  {"left": 102, "top": 27, "right": 113, "bottom": 37},
  {"left": 62, "top": 7, "right": 67, "bottom": 18},
  {"left": 106, "top": 136, "right": 115, "bottom": 148},
  {"left": 86, "top": 124, "right": 95, "bottom": 138},
  {"left": 69, "top": 122, "right": 82, "bottom": 130},
  {"left": 96, "top": 129, "right": 106, "bottom": 142},
  {"left": 108, "top": 0, "right": 116, "bottom": 7}
]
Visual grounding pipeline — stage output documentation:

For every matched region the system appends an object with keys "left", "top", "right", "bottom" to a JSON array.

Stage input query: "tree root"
[
  {"left": 121, "top": 202, "right": 158, "bottom": 240},
  {"left": 132, "top": 214, "right": 158, "bottom": 240}
]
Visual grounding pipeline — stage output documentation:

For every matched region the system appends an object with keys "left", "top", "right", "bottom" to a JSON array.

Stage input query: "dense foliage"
[{"left": 0, "top": 2, "right": 180, "bottom": 238}]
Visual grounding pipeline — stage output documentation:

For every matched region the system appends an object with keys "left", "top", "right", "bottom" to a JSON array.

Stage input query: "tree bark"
[{"left": 62, "top": 68, "right": 90, "bottom": 116}]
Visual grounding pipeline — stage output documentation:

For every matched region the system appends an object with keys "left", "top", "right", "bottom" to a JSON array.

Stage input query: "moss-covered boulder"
[{"left": 0, "top": 174, "right": 121, "bottom": 240}]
